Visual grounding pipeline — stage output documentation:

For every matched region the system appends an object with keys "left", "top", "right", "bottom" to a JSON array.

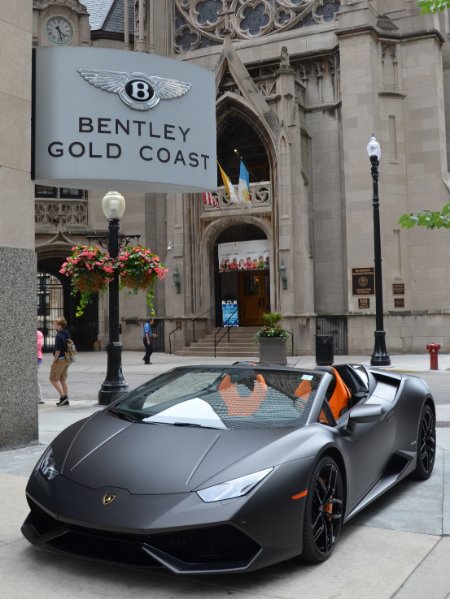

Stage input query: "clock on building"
[{"left": 45, "top": 15, "right": 74, "bottom": 45}]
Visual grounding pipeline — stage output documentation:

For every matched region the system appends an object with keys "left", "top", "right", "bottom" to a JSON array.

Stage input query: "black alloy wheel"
[
  {"left": 412, "top": 403, "right": 436, "bottom": 480},
  {"left": 302, "top": 456, "right": 344, "bottom": 563}
]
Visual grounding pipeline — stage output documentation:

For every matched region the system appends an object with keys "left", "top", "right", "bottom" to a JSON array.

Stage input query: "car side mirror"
[{"left": 346, "top": 404, "right": 385, "bottom": 433}]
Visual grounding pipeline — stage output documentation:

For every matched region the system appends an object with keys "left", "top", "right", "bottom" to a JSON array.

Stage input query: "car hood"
[{"left": 56, "top": 410, "right": 291, "bottom": 494}]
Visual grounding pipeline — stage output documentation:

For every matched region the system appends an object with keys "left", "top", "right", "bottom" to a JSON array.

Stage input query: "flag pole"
[{"left": 234, "top": 148, "right": 257, "bottom": 181}]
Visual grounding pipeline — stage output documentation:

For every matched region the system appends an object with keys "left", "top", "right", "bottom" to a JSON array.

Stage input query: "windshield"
[{"left": 111, "top": 366, "right": 324, "bottom": 430}]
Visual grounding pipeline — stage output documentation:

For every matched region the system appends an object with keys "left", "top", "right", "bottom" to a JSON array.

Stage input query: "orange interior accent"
[
  {"left": 218, "top": 373, "right": 268, "bottom": 416},
  {"left": 328, "top": 368, "right": 352, "bottom": 419},
  {"left": 294, "top": 379, "right": 312, "bottom": 402},
  {"left": 291, "top": 489, "right": 308, "bottom": 500},
  {"left": 319, "top": 409, "right": 328, "bottom": 424}
]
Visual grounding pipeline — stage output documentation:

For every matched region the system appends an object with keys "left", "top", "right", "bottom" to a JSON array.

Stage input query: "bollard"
[{"left": 426, "top": 343, "right": 441, "bottom": 370}]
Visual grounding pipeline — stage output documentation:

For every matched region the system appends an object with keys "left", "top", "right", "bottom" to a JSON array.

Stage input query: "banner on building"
[
  {"left": 218, "top": 240, "right": 269, "bottom": 272},
  {"left": 33, "top": 47, "right": 216, "bottom": 193}
]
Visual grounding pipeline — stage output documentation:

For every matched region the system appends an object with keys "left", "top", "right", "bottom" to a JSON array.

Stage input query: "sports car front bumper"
[{"left": 22, "top": 458, "right": 314, "bottom": 574}]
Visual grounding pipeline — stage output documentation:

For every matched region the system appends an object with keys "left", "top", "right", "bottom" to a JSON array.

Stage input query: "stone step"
[
  {"left": 175, "top": 349, "right": 260, "bottom": 357},
  {"left": 176, "top": 346, "right": 257, "bottom": 355},
  {"left": 174, "top": 327, "right": 261, "bottom": 357},
  {"left": 202, "top": 333, "right": 258, "bottom": 340},
  {"left": 188, "top": 341, "right": 257, "bottom": 348}
]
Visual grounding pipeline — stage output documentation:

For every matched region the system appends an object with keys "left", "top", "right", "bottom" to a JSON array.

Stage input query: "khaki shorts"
[{"left": 49, "top": 358, "right": 69, "bottom": 382}]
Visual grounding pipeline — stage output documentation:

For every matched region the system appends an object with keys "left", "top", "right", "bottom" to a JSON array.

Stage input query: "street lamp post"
[
  {"left": 367, "top": 135, "right": 391, "bottom": 366},
  {"left": 98, "top": 191, "right": 129, "bottom": 405}
]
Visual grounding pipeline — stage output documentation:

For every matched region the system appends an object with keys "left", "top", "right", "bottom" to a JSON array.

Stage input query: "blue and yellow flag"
[{"left": 238, "top": 160, "right": 251, "bottom": 206}]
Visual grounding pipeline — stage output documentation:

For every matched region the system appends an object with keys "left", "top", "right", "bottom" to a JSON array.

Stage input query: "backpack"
[{"left": 65, "top": 338, "right": 77, "bottom": 363}]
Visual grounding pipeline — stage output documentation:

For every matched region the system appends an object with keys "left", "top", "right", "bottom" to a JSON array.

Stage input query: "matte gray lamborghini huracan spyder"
[{"left": 22, "top": 363, "right": 436, "bottom": 574}]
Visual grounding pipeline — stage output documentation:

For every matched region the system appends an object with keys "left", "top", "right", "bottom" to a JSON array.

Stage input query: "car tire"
[
  {"left": 411, "top": 403, "right": 436, "bottom": 480},
  {"left": 301, "top": 455, "right": 344, "bottom": 563}
]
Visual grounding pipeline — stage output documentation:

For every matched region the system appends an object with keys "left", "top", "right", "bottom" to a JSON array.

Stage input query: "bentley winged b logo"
[
  {"left": 77, "top": 69, "right": 191, "bottom": 111},
  {"left": 102, "top": 493, "right": 117, "bottom": 506}
]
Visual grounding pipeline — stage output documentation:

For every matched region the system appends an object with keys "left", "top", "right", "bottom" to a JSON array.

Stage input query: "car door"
[
  {"left": 338, "top": 393, "right": 397, "bottom": 512},
  {"left": 316, "top": 388, "right": 396, "bottom": 513}
]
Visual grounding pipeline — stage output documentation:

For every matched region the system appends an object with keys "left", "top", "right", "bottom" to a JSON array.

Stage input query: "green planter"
[{"left": 258, "top": 337, "right": 287, "bottom": 365}]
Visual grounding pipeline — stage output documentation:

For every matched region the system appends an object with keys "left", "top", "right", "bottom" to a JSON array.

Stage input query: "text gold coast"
[{"left": 47, "top": 116, "right": 211, "bottom": 168}]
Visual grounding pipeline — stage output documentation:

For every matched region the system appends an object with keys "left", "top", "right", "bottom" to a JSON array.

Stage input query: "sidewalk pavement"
[{"left": 0, "top": 351, "right": 449, "bottom": 598}]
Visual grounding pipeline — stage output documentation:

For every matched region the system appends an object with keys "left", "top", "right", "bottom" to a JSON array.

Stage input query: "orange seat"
[
  {"left": 294, "top": 379, "right": 313, "bottom": 408},
  {"left": 328, "top": 368, "right": 351, "bottom": 419},
  {"left": 295, "top": 379, "right": 313, "bottom": 399},
  {"left": 218, "top": 374, "right": 267, "bottom": 416}
]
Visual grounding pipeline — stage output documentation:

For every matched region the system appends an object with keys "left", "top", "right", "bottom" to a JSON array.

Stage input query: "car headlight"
[
  {"left": 39, "top": 446, "right": 59, "bottom": 481},
  {"left": 197, "top": 468, "right": 273, "bottom": 503}
]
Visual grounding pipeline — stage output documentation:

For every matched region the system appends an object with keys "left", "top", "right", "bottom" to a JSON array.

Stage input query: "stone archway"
[
  {"left": 37, "top": 255, "right": 99, "bottom": 352},
  {"left": 36, "top": 229, "right": 100, "bottom": 352},
  {"left": 214, "top": 223, "right": 270, "bottom": 326}
]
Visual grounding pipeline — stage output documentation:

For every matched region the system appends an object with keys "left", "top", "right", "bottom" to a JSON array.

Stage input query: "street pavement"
[{"left": 1, "top": 350, "right": 449, "bottom": 598}]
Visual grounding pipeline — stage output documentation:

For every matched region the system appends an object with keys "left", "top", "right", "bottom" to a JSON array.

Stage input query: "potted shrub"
[{"left": 256, "top": 311, "right": 289, "bottom": 365}]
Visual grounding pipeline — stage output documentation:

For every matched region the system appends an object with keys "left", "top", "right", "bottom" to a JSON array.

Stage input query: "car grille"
[
  {"left": 147, "top": 525, "right": 260, "bottom": 567},
  {"left": 26, "top": 501, "right": 260, "bottom": 572}
]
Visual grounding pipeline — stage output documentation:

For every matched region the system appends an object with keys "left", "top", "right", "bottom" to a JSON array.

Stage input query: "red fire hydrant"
[{"left": 426, "top": 343, "right": 441, "bottom": 370}]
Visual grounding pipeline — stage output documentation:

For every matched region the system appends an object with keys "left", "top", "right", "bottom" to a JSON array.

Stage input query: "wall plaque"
[
  {"left": 393, "top": 283, "right": 405, "bottom": 295},
  {"left": 352, "top": 268, "right": 374, "bottom": 295},
  {"left": 358, "top": 297, "right": 370, "bottom": 309},
  {"left": 394, "top": 298, "right": 405, "bottom": 308}
]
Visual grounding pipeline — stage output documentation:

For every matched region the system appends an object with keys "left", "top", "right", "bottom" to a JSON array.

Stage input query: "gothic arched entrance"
[
  {"left": 214, "top": 224, "right": 270, "bottom": 326},
  {"left": 37, "top": 257, "right": 98, "bottom": 351}
]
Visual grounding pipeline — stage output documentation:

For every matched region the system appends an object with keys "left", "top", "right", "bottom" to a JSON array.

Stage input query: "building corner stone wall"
[
  {"left": 0, "top": 2, "right": 38, "bottom": 449},
  {"left": 0, "top": 247, "right": 38, "bottom": 448}
]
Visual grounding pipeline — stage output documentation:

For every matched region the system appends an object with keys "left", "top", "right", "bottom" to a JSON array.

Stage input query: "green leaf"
[
  {"left": 398, "top": 214, "right": 417, "bottom": 228},
  {"left": 418, "top": 0, "right": 450, "bottom": 14},
  {"left": 399, "top": 205, "right": 450, "bottom": 230}
]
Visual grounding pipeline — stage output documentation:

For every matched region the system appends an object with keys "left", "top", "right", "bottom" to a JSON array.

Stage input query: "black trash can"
[{"left": 315, "top": 335, "right": 334, "bottom": 366}]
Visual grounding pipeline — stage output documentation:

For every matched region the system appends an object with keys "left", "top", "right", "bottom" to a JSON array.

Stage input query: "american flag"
[{"left": 202, "top": 191, "right": 220, "bottom": 209}]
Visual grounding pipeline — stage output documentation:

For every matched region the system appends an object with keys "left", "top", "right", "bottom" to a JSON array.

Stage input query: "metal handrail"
[
  {"left": 213, "top": 307, "right": 239, "bottom": 358},
  {"left": 168, "top": 307, "right": 215, "bottom": 354}
]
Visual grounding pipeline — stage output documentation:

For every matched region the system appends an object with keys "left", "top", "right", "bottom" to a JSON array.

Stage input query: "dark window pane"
[
  {"left": 60, "top": 188, "right": 84, "bottom": 199},
  {"left": 35, "top": 185, "right": 57, "bottom": 198}
]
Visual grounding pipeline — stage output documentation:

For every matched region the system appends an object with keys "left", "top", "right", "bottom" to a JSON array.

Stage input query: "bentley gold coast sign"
[{"left": 32, "top": 47, "right": 217, "bottom": 192}]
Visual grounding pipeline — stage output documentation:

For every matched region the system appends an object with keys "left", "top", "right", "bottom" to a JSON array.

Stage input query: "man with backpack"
[{"left": 49, "top": 316, "right": 73, "bottom": 406}]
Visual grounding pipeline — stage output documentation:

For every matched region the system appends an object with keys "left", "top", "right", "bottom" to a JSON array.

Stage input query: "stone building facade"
[
  {"left": 32, "top": 0, "right": 450, "bottom": 361},
  {"left": 0, "top": 2, "right": 37, "bottom": 448}
]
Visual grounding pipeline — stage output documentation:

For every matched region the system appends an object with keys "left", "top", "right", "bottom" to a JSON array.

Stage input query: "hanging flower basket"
[
  {"left": 117, "top": 245, "right": 168, "bottom": 315},
  {"left": 73, "top": 272, "right": 109, "bottom": 294},
  {"left": 120, "top": 271, "right": 157, "bottom": 291},
  {"left": 61, "top": 244, "right": 167, "bottom": 318},
  {"left": 60, "top": 245, "right": 115, "bottom": 317}
]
